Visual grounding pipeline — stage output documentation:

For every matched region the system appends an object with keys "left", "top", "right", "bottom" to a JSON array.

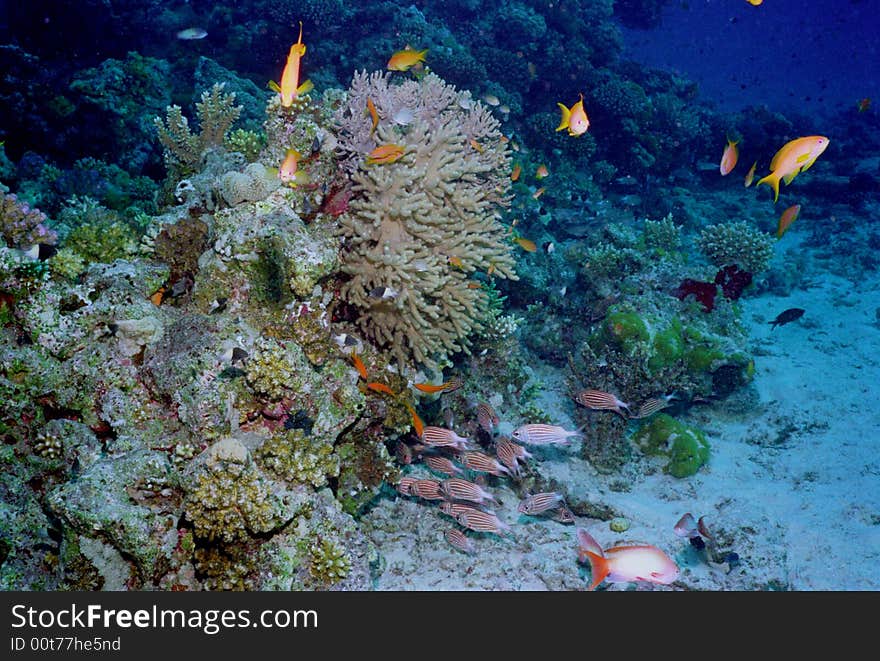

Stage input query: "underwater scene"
[{"left": 0, "top": 0, "right": 878, "bottom": 592}]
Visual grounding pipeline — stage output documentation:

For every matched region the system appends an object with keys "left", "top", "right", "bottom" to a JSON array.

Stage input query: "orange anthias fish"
[
  {"left": 744, "top": 161, "right": 757, "bottom": 187},
  {"left": 401, "top": 400, "right": 425, "bottom": 438},
  {"left": 366, "top": 97, "right": 379, "bottom": 135},
  {"left": 366, "top": 382, "right": 396, "bottom": 396},
  {"left": 777, "top": 204, "right": 801, "bottom": 238},
  {"left": 556, "top": 93, "right": 590, "bottom": 137},
  {"left": 531, "top": 187, "right": 545, "bottom": 200},
  {"left": 414, "top": 379, "right": 461, "bottom": 394},
  {"left": 350, "top": 351, "right": 368, "bottom": 380},
  {"left": 278, "top": 22, "right": 307, "bottom": 108},
  {"left": 387, "top": 46, "right": 428, "bottom": 72},
  {"left": 469, "top": 138, "right": 484, "bottom": 153},
  {"left": 366, "top": 144, "right": 406, "bottom": 165},
  {"left": 719, "top": 137, "right": 739, "bottom": 176},
  {"left": 510, "top": 163, "right": 522, "bottom": 181},
  {"left": 857, "top": 97, "right": 871, "bottom": 113},
  {"left": 535, "top": 164, "right": 549, "bottom": 179},
  {"left": 577, "top": 529, "right": 679, "bottom": 591},
  {"left": 746, "top": 0, "right": 763, "bottom": 6},
  {"left": 278, "top": 148, "right": 308, "bottom": 186},
  {"left": 514, "top": 237, "right": 537, "bottom": 252},
  {"left": 756, "top": 135, "right": 830, "bottom": 203}
]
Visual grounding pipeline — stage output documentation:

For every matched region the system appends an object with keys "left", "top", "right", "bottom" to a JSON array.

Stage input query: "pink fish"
[
  {"left": 511, "top": 424, "right": 580, "bottom": 446},
  {"left": 421, "top": 426, "right": 469, "bottom": 451},
  {"left": 517, "top": 492, "right": 565, "bottom": 515},
  {"left": 574, "top": 389, "right": 631, "bottom": 418},
  {"left": 476, "top": 402, "right": 500, "bottom": 434},
  {"left": 409, "top": 479, "right": 444, "bottom": 500},
  {"left": 396, "top": 476, "right": 417, "bottom": 496},
  {"left": 424, "top": 455, "right": 463, "bottom": 476},
  {"left": 441, "top": 503, "right": 510, "bottom": 536},
  {"left": 495, "top": 436, "right": 531, "bottom": 477},
  {"left": 439, "top": 478, "right": 497, "bottom": 504},
  {"left": 445, "top": 528, "right": 476, "bottom": 555},
  {"left": 577, "top": 529, "right": 680, "bottom": 591},
  {"left": 673, "top": 513, "right": 699, "bottom": 538},
  {"left": 457, "top": 451, "right": 510, "bottom": 476}
]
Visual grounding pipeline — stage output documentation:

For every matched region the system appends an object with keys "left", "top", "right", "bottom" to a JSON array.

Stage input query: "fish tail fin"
[
  {"left": 756, "top": 173, "right": 780, "bottom": 203},
  {"left": 556, "top": 103, "right": 571, "bottom": 132},
  {"left": 583, "top": 551, "right": 610, "bottom": 591}
]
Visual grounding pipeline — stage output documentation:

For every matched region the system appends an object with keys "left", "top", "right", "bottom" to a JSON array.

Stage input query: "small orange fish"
[
  {"left": 858, "top": 97, "right": 871, "bottom": 112},
  {"left": 277, "top": 22, "right": 307, "bottom": 108},
  {"left": 366, "top": 382, "right": 396, "bottom": 396},
  {"left": 531, "top": 187, "right": 545, "bottom": 200},
  {"left": 514, "top": 237, "right": 537, "bottom": 252},
  {"left": 401, "top": 400, "right": 425, "bottom": 438},
  {"left": 719, "top": 137, "right": 739, "bottom": 176},
  {"left": 487, "top": 264, "right": 496, "bottom": 276},
  {"left": 777, "top": 204, "right": 801, "bottom": 238},
  {"left": 469, "top": 138, "right": 484, "bottom": 153},
  {"left": 387, "top": 46, "right": 428, "bottom": 72},
  {"left": 535, "top": 164, "right": 549, "bottom": 179},
  {"left": 744, "top": 161, "right": 757, "bottom": 188},
  {"left": 366, "top": 143, "right": 406, "bottom": 165},
  {"left": 278, "top": 147, "right": 307, "bottom": 186},
  {"left": 466, "top": 281, "right": 483, "bottom": 289},
  {"left": 350, "top": 351, "right": 368, "bottom": 380},
  {"left": 366, "top": 97, "right": 379, "bottom": 134},
  {"left": 448, "top": 256, "right": 464, "bottom": 269},
  {"left": 511, "top": 163, "right": 522, "bottom": 181},
  {"left": 149, "top": 286, "right": 167, "bottom": 306},
  {"left": 414, "top": 378, "right": 461, "bottom": 394},
  {"left": 556, "top": 93, "right": 590, "bottom": 137}
]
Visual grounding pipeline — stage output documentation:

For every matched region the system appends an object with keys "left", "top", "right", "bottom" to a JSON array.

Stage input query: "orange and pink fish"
[
  {"left": 756, "top": 136, "right": 830, "bottom": 203},
  {"left": 577, "top": 528, "right": 679, "bottom": 591},
  {"left": 556, "top": 93, "right": 590, "bottom": 137},
  {"left": 719, "top": 137, "right": 739, "bottom": 176}
]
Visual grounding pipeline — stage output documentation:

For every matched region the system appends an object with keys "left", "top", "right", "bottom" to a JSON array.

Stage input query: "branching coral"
[
  {"left": 697, "top": 221, "right": 775, "bottom": 273},
  {"left": 154, "top": 83, "right": 243, "bottom": 175},
  {"left": 1, "top": 193, "right": 57, "bottom": 250},
  {"left": 333, "top": 71, "right": 518, "bottom": 367}
]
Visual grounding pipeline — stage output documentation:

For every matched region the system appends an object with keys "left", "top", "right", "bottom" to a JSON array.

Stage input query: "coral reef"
[
  {"left": 697, "top": 221, "right": 775, "bottom": 273},
  {"left": 632, "top": 413, "right": 711, "bottom": 478},
  {"left": 333, "top": 71, "right": 518, "bottom": 368}
]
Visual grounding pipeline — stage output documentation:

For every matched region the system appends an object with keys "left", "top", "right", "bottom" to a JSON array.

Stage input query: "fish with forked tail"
[{"left": 769, "top": 308, "right": 805, "bottom": 329}]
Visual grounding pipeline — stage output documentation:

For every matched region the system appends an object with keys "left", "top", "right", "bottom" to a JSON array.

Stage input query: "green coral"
[
  {"left": 225, "top": 128, "right": 266, "bottom": 162},
  {"left": 308, "top": 536, "right": 350, "bottom": 585},
  {"left": 256, "top": 429, "right": 340, "bottom": 489},
  {"left": 643, "top": 213, "right": 682, "bottom": 254},
  {"left": 48, "top": 248, "right": 86, "bottom": 281},
  {"left": 697, "top": 221, "right": 775, "bottom": 273},
  {"left": 632, "top": 413, "right": 710, "bottom": 478},
  {"left": 63, "top": 218, "right": 137, "bottom": 265},
  {"left": 245, "top": 337, "right": 296, "bottom": 400}
]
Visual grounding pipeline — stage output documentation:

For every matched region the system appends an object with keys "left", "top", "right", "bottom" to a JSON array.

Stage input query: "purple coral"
[{"left": 1, "top": 192, "right": 57, "bottom": 250}]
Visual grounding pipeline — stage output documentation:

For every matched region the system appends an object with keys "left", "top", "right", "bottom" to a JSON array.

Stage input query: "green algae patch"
[
  {"left": 632, "top": 413, "right": 710, "bottom": 478},
  {"left": 647, "top": 320, "right": 684, "bottom": 373}
]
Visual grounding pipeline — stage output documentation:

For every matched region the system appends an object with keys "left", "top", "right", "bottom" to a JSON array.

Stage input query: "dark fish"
[
  {"left": 769, "top": 308, "right": 805, "bottom": 329},
  {"left": 208, "top": 297, "right": 228, "bottom": 314}
]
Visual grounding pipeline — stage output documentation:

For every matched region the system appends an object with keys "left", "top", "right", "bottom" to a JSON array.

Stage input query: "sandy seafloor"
[{"left": 362, "top": 236, "right": 880, "bottom": 591}]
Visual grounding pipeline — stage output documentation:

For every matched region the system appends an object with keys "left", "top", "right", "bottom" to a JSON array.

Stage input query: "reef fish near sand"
[
  {"left": 769, "top": 308, "right": 805, "bottom": 329},
  {"left": 576, "top": 529, "right": 679, "bottom": 591}
]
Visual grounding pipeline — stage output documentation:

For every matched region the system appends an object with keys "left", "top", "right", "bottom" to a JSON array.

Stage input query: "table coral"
[{"left": 333, "top": 71, "right": 518, "bottom": 368}]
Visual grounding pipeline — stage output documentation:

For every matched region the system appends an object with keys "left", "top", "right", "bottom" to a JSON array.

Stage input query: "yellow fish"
[
  {"left": 746, "top": 0, "right": 763, "bottom": 5},
  {"left": 756, "top": 136, "right": 830, "bottom": 202},
  {"left": 511, "top": 163, "right": 522, "bottom": 182},
  {"left": 744, "top": 161, "right": 757, "bottom": 188},
  {"left": 277, "top": 22, "right": 307, "bottom": 108},
  {"left": 366, "top": 143, "right": 406, "bottom": 165},
  {"left": 387, "top": 47, "right": 428, "bottom": 72},
  {"left": 514, "top": 237, "right": 537, "bottom": 252},
  {"left": 556, "top": 93, "right": 590, "bottom": 137}
]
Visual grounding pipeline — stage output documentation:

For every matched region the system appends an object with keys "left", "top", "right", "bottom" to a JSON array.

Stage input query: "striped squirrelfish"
[
  {"left": 494, "top": 436, "right": 532, "bottom": 477},
  {"left": 511, "top": 424, "right": 581, "bottom": 446},
  {"left": 445, "top": 528, "right": 476, "bottom": 555},
  {"left": 517, "top": 492, "right": 565, "bottom": 516},
  {"left": 439, "top": 478, "right": 497, "bottom": 504},
  {"left": 365, "top": 143, "right": 406, "bottom": 165},
  {"left": 577, "top": 529, "right": 680, "bottom": 591},
  {"left": 424, "top": 455, "right": 463, "bottom": 476},
  {"left": 409, "top": 479, "right": 444, "bottom": 501},
  {"left": 777, "top": 204, "right": 801, "bottom": 238},
  {"left": 552, "top": 506, "right": 576, "bottom": 524},
  {"left": 457, "top": 450, "right": 511, "bottom": 477},
  {"left": 441, "top": 503, "right": 511, "bottom": 536},
  {"left": 632, "top": 393, "right": 677, "bottom": 419},
  {"left": 719, "top": 137, "right": 739, "bottom": 175},
  {"left": 387, "top": 46, "right": 428, "bottom": 72},
  {"left": 556, "top": 93, "right": 590, "bottom": 137},
  {"left": 574, "top": 388, "right": 632, "bottom": 418},
  {"left": 396, "top": 476, "right": 417, "bottom": 496},
  {"left": 421, "top": 426, "right": 469, "bottom": 451},
  {"left": 476, "top": 402, "right": 500, "bottom": 434},
  {"left": 756, "top": 136, "right": 830, "bottom": 203}
]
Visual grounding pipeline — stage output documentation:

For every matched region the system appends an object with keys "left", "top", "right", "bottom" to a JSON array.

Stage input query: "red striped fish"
[
  {"left": 511, "top": 424, "right": 580, "bottom": 446},
  {"left": 476, "top": 402, "right": 500, "bottom": 434},
  {"left": 439, "top": 477, "right": 496, "bottom": 504},
  {"left": 395, "top": 442, "right": 413, "bottom": 465},
  {"left": 457, "top": 450, "right": 511, "bottom": 476},
  {"left": 517, "top": 492, "right": 565, "bottom": 515},
  {"left": 445, "top": 528, "right": 476, "bottom": 555},
  {"left": 397, "top": 476, "right": 417, "bottom": 496},
  {"left": 424, "top": 455, "right": 463, "bottom": 476},
  {"left": 632, "top": 393, "right": 676, "bottom": 419},
  {"left": 422, "top": 426, "right": 469, "bottom": 450},
  {"left": 440, "top": 501, "right": 493, "bottom": 518},
  {"left": 441, "top": 503, "right": 510, "bottom": 536},
  {"left": 495, "top": 437, "right": 524, "bottom": 477},
  {"left": 409, "top": 478, "right": 444, "bottom": 500},
  {"left": 574, "top": 389, "right": 631, "bottom": 418}
]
